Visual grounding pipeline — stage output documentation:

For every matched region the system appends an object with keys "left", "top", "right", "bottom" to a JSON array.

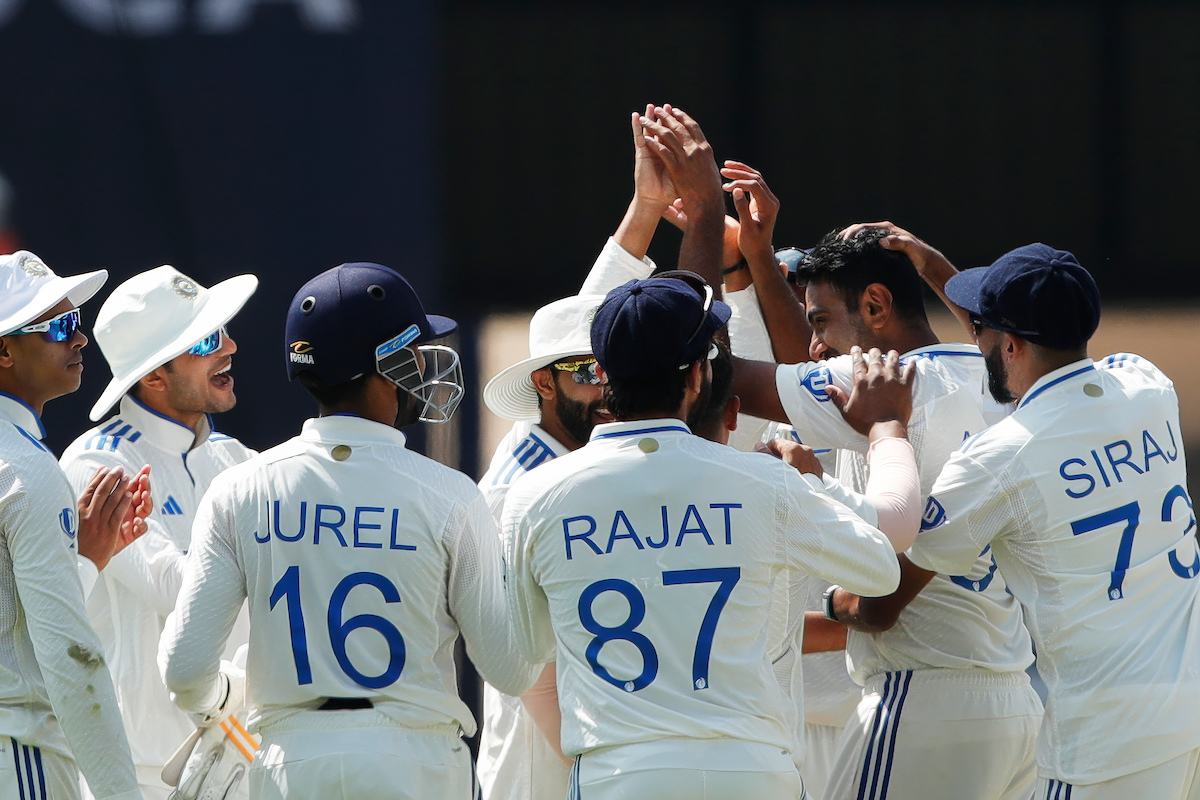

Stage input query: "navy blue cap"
[
  {"left": 591, "top": 272, "right": 731, "bottom": 380},
  {"left": 285, "top": 262, "right": 456, "bottom": 385},
  {"left": 945, "top": 243, "right": 1100, "bottom": 350}
]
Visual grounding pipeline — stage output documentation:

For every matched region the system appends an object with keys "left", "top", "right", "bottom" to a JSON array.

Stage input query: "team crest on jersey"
[
  {"left": 801, "top": 367, "right": 833, "bottom": 403},
  {"left": 172, "top": 275, "right": 199, "bottom": 299},
  {"left": 59, "top": 507, "right": 77, "bottom": 539},
  {"left": 921, "top": 497, "right": 947, "bottom": 531}
]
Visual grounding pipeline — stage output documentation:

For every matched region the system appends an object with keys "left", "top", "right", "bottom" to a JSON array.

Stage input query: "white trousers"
[
  {"left": 825, "top": 669, "right": 1042, "bottom": 800},
  {"left": 800, "top": 723, "right": 843, "bottom": 800},
  {"left": 0, "top": 738, "right": 79, "bottom": 800},
  {"left": 1036, "top": 745, "right": 1200, "bottom": 800}
]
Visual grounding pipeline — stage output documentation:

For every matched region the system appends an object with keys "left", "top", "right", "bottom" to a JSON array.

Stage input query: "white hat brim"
[
  {"left": 89, "top": 274, "right": 258, "bottom": 421},
  {"left": 483, "top": 346, "right": 594, "bottom": 421},
  {"left": 0, "top": 269, "right": 108, "bottom": 336}
]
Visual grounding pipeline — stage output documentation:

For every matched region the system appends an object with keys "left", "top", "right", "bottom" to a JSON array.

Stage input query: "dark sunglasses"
[
  {"left": 551, "top": 357, "right": 602, "bottom": 385},
  {"left": 187, "top": 327, "right": 226, "bottom": 356},
  {"left": 12, "top": 308, "right": 82, "bottom": 342},
  {"left": 969, "top": 317, "right": 988, "bottom": 337}
]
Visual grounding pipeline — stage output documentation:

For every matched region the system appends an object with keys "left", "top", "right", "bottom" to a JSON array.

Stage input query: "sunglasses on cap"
[
  {"left": 11, "top": 308, "right": 82, "bottom": 342},
  {"left": 551, "top": 356, "right": 602, "bottom": 386},
  {"left": 655, "top": 269, "right": 715, "bottom": 348},
  {"left": 678, "top": 340, "right": 720, "bottom": 370},
  {"left": 187, "top": 327, "right": 226, "bottom": 356},
  {"left": 969, "top": 316, "right": 989, "bottom": 337}
]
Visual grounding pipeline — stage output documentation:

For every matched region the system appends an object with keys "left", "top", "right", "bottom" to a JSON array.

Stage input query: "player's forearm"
[
  {"left": 612, "top": 196, "right": 666, "bottom": 261},
  {"left": 802, "top": 612, "right": 848, "bottom": 653},
  {"left": 831, "top": 555, "right": 936, "bottom": 634},
  {"left": 920, "top": 252, "right": 972, "bottom": 333},
  {"left": 676, "top": 201, "right": 725, "bottom": 295},
  {"left": 744, "top": 241, "right": 811, "bottom": 364},
  {"left": 104, "top": 525, "right": 186, "bottom": 617},
  {"left": 519, "top": 663, "right": 572, "bottom": 766},
  {"left": 864, "top": 434, "right": 920, "bottom": 553}
]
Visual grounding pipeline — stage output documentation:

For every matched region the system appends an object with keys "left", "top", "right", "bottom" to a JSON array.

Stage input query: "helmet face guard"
[{"left": 375, "top": 325, "right": 464, "bottom": 423}]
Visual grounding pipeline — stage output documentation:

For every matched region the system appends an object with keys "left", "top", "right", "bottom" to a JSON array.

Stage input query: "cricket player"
[
  {"left": 840, "top": 242, "right": 1200, "bottom": 799},
  {"left": 60, "top": 265, "right": 258, "bottom": 800},
  {"left": 502, "top": 271, "right": 906, "bottom": 800},
  {"left": 160, "top": 262, "right": 539, "bottom": 800},
  {"left": 0, "top": 250, "right": 149, "bottom": 800}
]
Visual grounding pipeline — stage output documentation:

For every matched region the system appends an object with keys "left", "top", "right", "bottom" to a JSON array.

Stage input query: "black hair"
[
  {"left": 296, "top": 370, "right": 372, "bottom": 409},
  {"left": 603, "top": 364, "right": 690, "bottom": 420},
  {"left": 796, "top": 227, "right": 928, "bottom": 323},
  {"left": 688, "top": 342, "right": 734, "bottom": 441}
]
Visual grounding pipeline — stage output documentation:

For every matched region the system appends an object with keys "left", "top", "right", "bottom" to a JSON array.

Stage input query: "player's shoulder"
[
  {"left": 203, "top": 429, "right": 256, "bottom": 462},
  {"left": 479, "top": 420, "right": 562, "bottom": 491},
  {"left": 60, "top": 414, "right": 146, "bottom": 462},
  {"left": 1094, "top": 352, "right": 1175, "bottom": 391}
]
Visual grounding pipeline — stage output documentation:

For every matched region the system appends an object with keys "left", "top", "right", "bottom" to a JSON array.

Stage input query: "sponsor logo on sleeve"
[{"left": 920, "top": 497, "right": 947, "bottom": 531}]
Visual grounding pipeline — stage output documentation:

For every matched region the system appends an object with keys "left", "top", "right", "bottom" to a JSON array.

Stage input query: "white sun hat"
[
  {"left": 0, "top": 250, "right": 108, "bottom": 336},
  {"left": 89, "top": 265, "right": 258, "bottom": 421},
  {"left": 483, "top": 293, "right": 606, "bottom": 421}
]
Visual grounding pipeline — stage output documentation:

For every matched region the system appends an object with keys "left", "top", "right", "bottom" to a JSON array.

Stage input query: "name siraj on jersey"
[
  {"left": 1058, "top": 419, "right": 1182, "bottom": 500},
  {"left": 560, "top": 502, "right": 743, "bottom": 560},
  {"left": 254, "top": 501, "right": 419, "bottom": 550}
]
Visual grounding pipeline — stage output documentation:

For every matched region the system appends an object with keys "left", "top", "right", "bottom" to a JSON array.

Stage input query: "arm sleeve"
[
  {"left": 520, "top": 663, "right": 569, "bottom": 764},
  {"left": 76, "top": 555, "right": 99, "bottom": 598},
  {"left": 61, "top": 451, "right": 186, "bottom": 616},
  {"left": 159, "top": 485, "right": 246, "bottom": 718},
  {"left": 578, "top": 237, "right": 656, "bottom": 296},
  {"left": 4, "top": 472, "right": 139, "bottom": 799},
  {"left": 778, "top": 467, "right": 900, "bottom": 597},
  {"left": 446, "top": 492, "right": 541, "bottom": 696},
  {"left": 809, "top": 439, "right": 920, "bottom": 553},
  {"left": 500, "top": 485, "right": 557, "bottom": 665},
  {"left": 906, "top": 449, "right": 1008, "bottom": 576}
]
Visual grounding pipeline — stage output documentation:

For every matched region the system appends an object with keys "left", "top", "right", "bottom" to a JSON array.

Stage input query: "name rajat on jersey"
[
  {"left": 254, "top": 501, "right": 418, "bottom": 550},
  {"left": 1058, "top": 419, "right": 1182, "bottom": 499},
  {"left": 561, "top": 503, "right": 743, "bottom": 560}
]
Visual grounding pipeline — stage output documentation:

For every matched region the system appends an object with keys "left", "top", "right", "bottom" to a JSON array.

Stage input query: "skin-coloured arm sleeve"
[
  {"left": 446, "top": 493, "right": 541, "bottom": 697},
  {"left": 3, "top": 469, "right": 140, "bottom": 799},
  {"left": 500, "top": 485, "right": 557, "bottom": 666}
]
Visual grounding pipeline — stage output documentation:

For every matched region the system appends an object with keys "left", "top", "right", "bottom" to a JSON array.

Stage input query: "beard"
[
  {"left": 554, "top": 385, "right": 607, "bottom": 448},
  {"left": 984, "top": 342, "right": 1017, "bottom": 405}
]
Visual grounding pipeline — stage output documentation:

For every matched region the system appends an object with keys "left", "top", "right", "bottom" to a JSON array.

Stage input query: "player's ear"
[
  {"left": 860, "top": 284, "right": 892, "bottom": 329},
  {"left": 724, "top": 394, "right": 741, "bottom": 432},
  {"left": 138, "top": 368, "right": 168, "bottom": 394},
  {"left": 530, "top": 367, "right": 556, "bottom": 401},
  {"left": 0, "top": 336, "right": 13, "bottom": 368}
]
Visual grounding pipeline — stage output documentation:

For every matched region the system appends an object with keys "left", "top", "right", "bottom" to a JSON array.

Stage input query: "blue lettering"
[
  {"left": 1090, "top": 450, "right": 1113, "bottom": 488},
  {"left": 564, "top": 515, "right": 601, "bottom": 560},
  {"left": 388, "top": 508, "right": 417, "bottom": 551},
  {"left": 675, "top": 505, "right": 714, "bottom": 547},
  {"left": 709, "top": 503, "right": 741, "bottom": 544},
  {"left": 1166, "top": 420, "right": 1180, "bottom": 460},
  {"left": 1104, "top": 440, "right": 1143, "bottom": 482},
  {"left": 314, "top": 505, "right": 347, "bottom": 546},
  {"left": 606, "top": 510, "right": 645, "bottom": 553},
  {"left": 1143, "top": 430, "right": 1168, "bottom": 472},
  {"left": 254, "top": 528, "right": 270, "bottom": 544},
  {"left": 646, "top": 507, "right": 670, "bottom": 549},
  {"left": 353, "top": 506, "right": 384, "bottom": 549},
  {"left": 273, "top": 501, "right": 307, "bottom": 542},
  {"left": 1060, "top": 458, "right": 1096, "bottom": 499}
]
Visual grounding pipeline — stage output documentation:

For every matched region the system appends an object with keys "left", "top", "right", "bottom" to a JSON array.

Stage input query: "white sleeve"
[
  {"left": 62, "top": 450, "right": 186, "bottom": 616},
  {"left": 76, "top": 554, "right": 99, "bottom": 597},
  {"left": 501, "top": 484, "right": 557, "bottom": 665},
  {"left": 3, "top": 470, "right": 139, "bottom": 800},
  {"left": 159, "top": 485, "right": 246, "bottom": 718},
  {"left": 446, "top": 492, "right": 540, "bottom": 696},
  {"left": 907, "top": 448, "right": 1008, "bottom": 576},
  {"left": 724, "top": 285, "right": 776, "bottom": 363},
  {"left": 778, "top": 467, "right": 900, "bottom": 597},
  {"left": 775, "top": 358, "right": 872, "bottom": 453},
  {"left": 578, "top": 237, "right": 656, "bottom": 296}
]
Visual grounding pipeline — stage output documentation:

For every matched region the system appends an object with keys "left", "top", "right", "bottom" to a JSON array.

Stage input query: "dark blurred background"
[{"left": 0, "top": 0, "right": 1196, "bottom": 460}]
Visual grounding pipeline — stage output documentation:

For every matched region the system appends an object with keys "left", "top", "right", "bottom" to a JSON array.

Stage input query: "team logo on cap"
[
  {"left": 171, "top": 275, "right": 198, "bottom": 299},
  {"left": 289, "top": 341, "right": 315, "bottom": 364},
  {"left": 20, "top": 256, "right": 49, "bottom": 277}
]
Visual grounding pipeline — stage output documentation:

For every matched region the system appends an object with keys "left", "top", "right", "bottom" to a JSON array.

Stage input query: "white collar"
[
  {"left": 589, "top": 418, "right": 692, "bottom": 441},
  {"left": 300, "top": 413, "right": 409, "bottom": 448},
  {"left": 109, "top": 394, "right": 212, "bottom": 453},
  {"left": 0, "top": 391, "right": 46, "bottom": 441},
  {"left": 1017, "top": 358, "right": 1097, "bottom": 410}
]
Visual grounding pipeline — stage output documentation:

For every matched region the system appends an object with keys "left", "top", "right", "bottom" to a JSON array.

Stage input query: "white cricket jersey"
[
  {"left": 908, "top": 355, "right": 1200, "bottom": 783},
  {"left": 0, "top": 392, "right": 139, "bottom": 800},
  {"left": 160, "top": 414, "right": 538, "bottom": 737},
  {"left": 59, "top": 395, "right": 254, "bottom": 779},
  {"left": 502, "top": 419, "right": 901, "bottom": 764},
  {"left": 478, "top": 238, "right": 655, "bottom": 800},
  {"left": 777, "top": 344, "right": 1034, "bottom": 683}
]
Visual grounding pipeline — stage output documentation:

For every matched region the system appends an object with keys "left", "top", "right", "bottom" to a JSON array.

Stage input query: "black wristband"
[
  {"left": 722, "top": 260, "right": 747, "bottom": 276},
  {"left": 823, "top": 584, "right": 841, "bottom": 622}
]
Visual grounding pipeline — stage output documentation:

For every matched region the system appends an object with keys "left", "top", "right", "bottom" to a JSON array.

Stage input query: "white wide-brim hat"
[
  {"left": 0, "top": 250, "right": 107, "bottom": 335},
  {"left": 89, "top": 265, "right": 258, "bottom": 421},
  {"left": 483, "top": 293, "right": 606, "bottom": 421}
]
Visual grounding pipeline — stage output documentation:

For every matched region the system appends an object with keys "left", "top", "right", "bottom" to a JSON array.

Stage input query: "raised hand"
[
  {"left": 76, "top": 465, "right": 136, "bottom": 571},
  {"left": 825, "top": 346, "right": 915, "bottom": 438},
  {"left": 638, "top": 104, "right": 723, "bottom": 217},
  {"left": 721, "top": 160, "right": 780, "bottom": 267}
]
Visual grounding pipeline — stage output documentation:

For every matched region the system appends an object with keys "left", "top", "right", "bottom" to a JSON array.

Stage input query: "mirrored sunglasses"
[
  {"left": 187, "top": 327, "right": 226, "bottom": 356},
  {"left": 551, "top": 357, "right": 602, "bottom": 385},
  {"left": 679, "top": 340, "right": 720, "bottom": 370},
  {"left": 13, "top": 308, "right": 82, "bottom": 342}
]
